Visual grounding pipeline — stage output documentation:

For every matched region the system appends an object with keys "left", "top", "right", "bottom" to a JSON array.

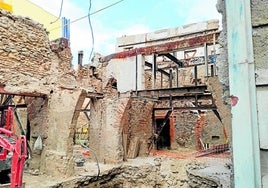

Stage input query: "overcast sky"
[{"left": 28, "top": 0, "right": 221, "bottom": 66}]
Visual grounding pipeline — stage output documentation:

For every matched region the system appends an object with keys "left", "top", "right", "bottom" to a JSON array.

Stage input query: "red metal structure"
[
  {"left": 0, "top": 128, "right": 27, "bottom": 188},
  {"left": 0, "top": 107, "right": 27, "bottom": 188}
]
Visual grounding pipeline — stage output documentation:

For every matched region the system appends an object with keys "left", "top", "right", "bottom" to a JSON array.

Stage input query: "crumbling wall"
[
  {"left": 173, "top": 111, "right": 199, "bottom": 149},
  {"left": 216, "top": 0, "right": 229, "bottom": 101},
  {"left": 206, "top": 77, "right": 231, "bottom": 145},
  {"left": 0, "top": 9, "right": 84, "bottom": 177},
  {"left": 127, "top": 98, "right": 154, "bottom": 156},
  {"left": 0, "top": 11, "right": 51, "bottom": 91},
  {"left": 89, "top": 85, "right": 128, "bottom": 163}
]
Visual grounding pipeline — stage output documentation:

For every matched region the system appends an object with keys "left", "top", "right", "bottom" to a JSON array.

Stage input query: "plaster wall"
[{"left": 106, "top": 56, "right": 145, "bottom": 92}]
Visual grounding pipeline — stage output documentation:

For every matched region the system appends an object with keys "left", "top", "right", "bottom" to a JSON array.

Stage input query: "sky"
[{"left": 28, "top": 0, "right": 221, "bottom": 66}]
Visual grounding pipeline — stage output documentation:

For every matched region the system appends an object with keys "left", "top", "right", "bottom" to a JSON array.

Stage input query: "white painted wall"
[{"left": 106, "top": 56, "right": 145, "bottom": 93}]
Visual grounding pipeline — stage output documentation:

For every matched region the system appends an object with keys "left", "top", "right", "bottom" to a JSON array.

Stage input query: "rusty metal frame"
[
  {"left": 159, "top": 53, "right": 183, "bottom": 67},
  {"left": 104, "top": 32, "right": 220, "bottom": 62}
]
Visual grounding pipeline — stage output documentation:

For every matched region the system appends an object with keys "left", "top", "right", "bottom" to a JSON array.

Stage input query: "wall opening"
[
  {"left": 211, "top": 135, "right": 220, "bottom": 140},
  {"left": 156, "top": 118, "right": 171, "bottom": 150}
]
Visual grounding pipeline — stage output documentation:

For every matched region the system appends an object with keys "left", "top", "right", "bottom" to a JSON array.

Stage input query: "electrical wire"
[
  {"left": 88, "top": 0, "right": 94, "bottom": 62},
  {"left": 49, "top": 0, "right": 124, "bottom": 32},
  {"left": 50, "top": 0, "right": 64, "bottom": 24},
  {"left": 80, "top": 142, "right": 100, "bottom": 179},
  {"left": 77, "top": 128, "right": 100, "bottom": 179}
]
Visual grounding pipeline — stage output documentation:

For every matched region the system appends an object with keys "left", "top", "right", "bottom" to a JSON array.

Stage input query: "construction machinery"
[{"left": 0, "top": 107, "right": 27, "bottom": 188}]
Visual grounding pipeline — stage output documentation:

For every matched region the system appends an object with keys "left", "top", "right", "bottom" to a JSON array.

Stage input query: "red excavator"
[{"left": 0, "top": 107, "right": 27, "bottom": 188}]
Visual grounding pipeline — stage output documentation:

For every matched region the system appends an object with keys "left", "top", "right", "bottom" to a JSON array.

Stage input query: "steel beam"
[
  {"left": 153, "top": 105, "right": 217, "bottom": 111},
  {"left": 157, "top": 110, "right": 172, "bottom": 135},
  {"left": 159, "top": 53, "right": 183, "bottom": 67},
  {"left": 133, "top": 85, "right": 208, "bottom": 98},
  {"left": 145, "top": 61, "right": 170, "bottom": 77},
  {"left": 104, "top": 32, "right": 220, "bottom": 61},
  {"left": 158, "top": 93, "right": 213, "bottom": 101}
]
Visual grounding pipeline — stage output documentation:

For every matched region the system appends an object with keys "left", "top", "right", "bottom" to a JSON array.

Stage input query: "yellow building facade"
[{"left": 0, "top": 0, "right": 62, "bottom": 40}]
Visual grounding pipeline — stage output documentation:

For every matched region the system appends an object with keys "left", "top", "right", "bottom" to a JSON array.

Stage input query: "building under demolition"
[{"left": 0, "top": 0, "right": 267, "bottom": 187}]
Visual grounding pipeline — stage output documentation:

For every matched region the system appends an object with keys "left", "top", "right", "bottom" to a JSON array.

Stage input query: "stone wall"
[
  {"left": 0, "top": 9, "right": 85, "bottom": 177},
  {"left": 0, "top": 12, "right": 50, "bottom": 92}
]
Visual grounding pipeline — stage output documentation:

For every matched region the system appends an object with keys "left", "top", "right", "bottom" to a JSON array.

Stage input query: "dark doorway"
[{"left": 156, "top": 118, "right": 171, "bottom": 149}]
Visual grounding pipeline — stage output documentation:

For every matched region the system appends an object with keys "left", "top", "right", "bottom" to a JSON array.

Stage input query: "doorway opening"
[{"left": 156, "top": 118, "right": 171, "bottom": 150}]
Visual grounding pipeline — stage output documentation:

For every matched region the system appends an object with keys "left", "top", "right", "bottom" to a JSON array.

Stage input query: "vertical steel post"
[
  {"left": 194, "top": 65, "right": 198, "bottom": 86},
  {"left": 152, "top": 54, "right": 157, "bottom": 89},
  {"left": 176, "top": 66, "right": 179, "bottom": 87},
  {"left": 160, "top": 72, "right": 163, "bottom": 89},
  {"left": 169, "top": 69, "right": 172, "bottom": 88},
  {"left": 204, "top": 43, "right": 208, "bottom": 77},
  {"left": 211, "top": 64, "right": 214, "bottom": 77},
  {"left": 135, "top": 54, "right": 138, "bottom": 95}
]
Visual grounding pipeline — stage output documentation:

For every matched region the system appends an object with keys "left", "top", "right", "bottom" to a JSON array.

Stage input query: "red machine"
[{"left": 0, "top": 107, "right": 27, "bottom": 188}]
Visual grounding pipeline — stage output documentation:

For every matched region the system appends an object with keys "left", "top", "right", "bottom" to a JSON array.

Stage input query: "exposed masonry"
[
  {"left": 87, "top": 19, "right": 231, "bottom": 164},
  {"left": 0, "top": 9, "right": 93, "bottom": 177},
  {"left": 0, "top": 7, "right": 232, "bottom": 187}
]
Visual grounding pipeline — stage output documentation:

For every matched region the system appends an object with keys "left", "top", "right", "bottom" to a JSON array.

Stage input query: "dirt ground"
[{"left": 23, "top": 146, "right": 232, "bottom": 188}]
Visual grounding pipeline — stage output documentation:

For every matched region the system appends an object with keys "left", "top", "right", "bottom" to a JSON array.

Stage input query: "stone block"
[
  {"left": 252, "top": 27, "right": 268, "bottom": 70},
  {"left": 251, "top": 0, "right": 268, "bottom": 26}
]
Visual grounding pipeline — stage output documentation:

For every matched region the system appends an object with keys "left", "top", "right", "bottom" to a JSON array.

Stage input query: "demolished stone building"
[
  {"left": 1, "top": 0, "right": 268, "bottom": 187},
  {"left": 0, "top": 6, "right": 232, "bottom": 187},
  {"left": 86, "top": 19, "right": 231, "bottom": 164}
]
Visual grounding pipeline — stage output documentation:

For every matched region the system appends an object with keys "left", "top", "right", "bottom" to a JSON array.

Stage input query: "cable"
[
  {"left": 77, "top": 127, "right": 100, "bottom": 179},
  {"left": 81, "top": 142, "right": 100, "bottom": 179},
  {"left": 88, "top": 0, "right": 94, "bottom": 62},
  {"left": 50, "top": 0, "right": 64, "bottom": 24},
  {"left": 49, "top": 0, "right": 124, "bottom": 32}
]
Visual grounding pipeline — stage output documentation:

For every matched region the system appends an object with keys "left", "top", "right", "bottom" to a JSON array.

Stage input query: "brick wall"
[
  {"left": 127, "top": 99, "right": 154, "bottom": 156},
  {"left": 0, "top": 9, "right": 74, "bottom": 93}
]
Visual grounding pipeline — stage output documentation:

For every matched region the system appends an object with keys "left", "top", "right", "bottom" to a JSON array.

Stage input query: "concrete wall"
[
  {"left": 106, "top": 56, "right": 145, "bottom": 92},
  {"left": 216, "top": 0, "right": 229, "bottom": 99}
]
